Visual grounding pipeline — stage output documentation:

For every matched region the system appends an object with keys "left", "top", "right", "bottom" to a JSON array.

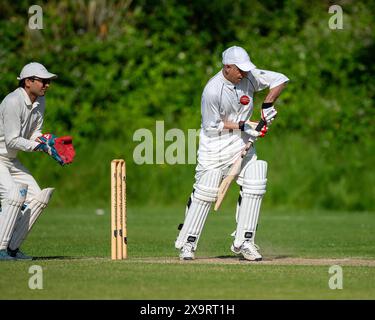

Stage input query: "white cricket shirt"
[
  {"left": 197, "top": 68, "right": 289, "bottom": 171},
  {"left": 0, "top": 88, "right": 44, "bottom": 158}
]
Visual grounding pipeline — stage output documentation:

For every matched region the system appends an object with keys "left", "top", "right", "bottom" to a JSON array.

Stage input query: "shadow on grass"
[
  {"left": 32, "top": 256, "right": 110, "bottom": 261},
  {"left": 215, "top": 254, "right": 291, "bottom": 261},
  {"left": 33, "top": 256, "right": 77, "bottom": 260}
]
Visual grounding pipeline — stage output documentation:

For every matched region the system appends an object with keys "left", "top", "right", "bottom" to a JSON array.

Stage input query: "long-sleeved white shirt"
[
  {"left": 197, "top": 68, "right": 289, "bottom": 171},
  {"left": 0, "top": 87, "right": 44, "bottom": 158}
]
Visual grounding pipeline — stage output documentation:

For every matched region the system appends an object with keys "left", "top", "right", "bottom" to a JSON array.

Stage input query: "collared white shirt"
[
  {"left": 0, "top": 87, "right": 44, "bottom": 158},
  {"left": 197, "top": 68, "right": 289, "bottom": 171}
]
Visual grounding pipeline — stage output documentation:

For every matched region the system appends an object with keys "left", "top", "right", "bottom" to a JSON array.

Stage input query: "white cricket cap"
[
  {"left": 222, "top": 46, "right": 256, "bottom": 72},
  {"left": 17, "top": 62, "right": 57, "bottom": 80}
]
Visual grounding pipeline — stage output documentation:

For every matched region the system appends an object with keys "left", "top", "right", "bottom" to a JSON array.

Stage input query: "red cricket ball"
[{"left": 240, "top": 95, "right": 250, "bottom": 105}]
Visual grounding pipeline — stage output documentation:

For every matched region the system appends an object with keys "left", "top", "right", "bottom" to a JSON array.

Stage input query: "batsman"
[
  {"left": 175, "top": 46, "right": 289, "bottom": 261},
  {"left": 0, "top": 62, "right": 75, "bottom": 260}
]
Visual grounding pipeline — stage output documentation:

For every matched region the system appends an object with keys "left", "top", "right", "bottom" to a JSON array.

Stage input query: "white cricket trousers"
[{"left": 0, "top": 155, "right": 41, "bottom": 203}]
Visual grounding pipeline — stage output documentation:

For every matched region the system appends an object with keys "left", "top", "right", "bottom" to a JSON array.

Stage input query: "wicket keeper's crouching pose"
[
  {"left": 175, "top": 46, "right": 289, "bottom": 261},
  {"left": 0, "top": 62, "right": 75, "bottom": 261}
]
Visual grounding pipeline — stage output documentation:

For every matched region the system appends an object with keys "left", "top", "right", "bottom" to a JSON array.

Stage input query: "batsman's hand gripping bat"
[{"left": 214, "top": 119, "right": 266, "bottom": 211}]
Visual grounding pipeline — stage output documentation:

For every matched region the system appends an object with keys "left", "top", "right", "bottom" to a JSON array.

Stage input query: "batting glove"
[
  {"left": 261, "top": 102, "right": 277, "bottom": 125},
  {"left": 240, "top": 121, "right": 268, "bottom": 140}
]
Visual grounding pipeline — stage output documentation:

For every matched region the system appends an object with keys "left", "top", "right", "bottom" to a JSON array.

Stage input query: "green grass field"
[{"left": 0, "top": 206, "right": 374, "bottom": 299}]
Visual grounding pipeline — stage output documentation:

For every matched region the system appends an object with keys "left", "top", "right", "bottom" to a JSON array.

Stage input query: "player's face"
[
  {"left": 224, "top": 65, "right": 248, "bottom": 84},
  {"left": 26, "top": 77, "right": 51, "bottom": 96}
]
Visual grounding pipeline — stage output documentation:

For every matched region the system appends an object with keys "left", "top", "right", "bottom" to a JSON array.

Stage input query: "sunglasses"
[{"left": 29, "top": 77, "right": 51, "bottom": 86}]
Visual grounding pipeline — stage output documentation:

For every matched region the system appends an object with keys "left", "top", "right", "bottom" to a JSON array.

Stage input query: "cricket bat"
[{"left": 214, "top": 119, "right": 266, "bottom": 211}]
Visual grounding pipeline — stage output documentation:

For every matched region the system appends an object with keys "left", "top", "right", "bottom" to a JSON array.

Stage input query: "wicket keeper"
[{"left": 0, "top": 62, "right": 71, "bottom": 260}]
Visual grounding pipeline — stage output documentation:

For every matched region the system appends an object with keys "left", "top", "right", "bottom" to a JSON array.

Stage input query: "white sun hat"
[
  {"left": 222, "top": 46, "right": 256, "bottom": 72},
  {"left": 17, "top": 62, "right": 57, "bottom": 80}
]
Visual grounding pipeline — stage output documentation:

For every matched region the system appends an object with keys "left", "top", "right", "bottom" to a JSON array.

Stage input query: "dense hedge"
[{"left": 0, "top": 1, "right": 374, "bottom": 211}]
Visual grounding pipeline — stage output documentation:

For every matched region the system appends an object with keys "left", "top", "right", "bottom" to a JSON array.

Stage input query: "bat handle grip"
[{"left": 255, "top": 119, "right": 267, "bottom": 131}]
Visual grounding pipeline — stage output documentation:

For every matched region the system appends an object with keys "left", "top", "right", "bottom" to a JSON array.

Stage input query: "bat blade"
[
  {"left": 214, "top": 155, "right": 244, "bottom": 211},
  {"left": 214, "top": 175, "right": 235, "bottom": 211}
]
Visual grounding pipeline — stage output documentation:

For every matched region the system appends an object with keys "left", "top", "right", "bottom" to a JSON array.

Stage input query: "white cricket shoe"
[
  {"left": 179, "top": 242, "right": 195, "bottom": 261},
  {"left": 231, "top": 241, "right": 262, "bottom": 261}
]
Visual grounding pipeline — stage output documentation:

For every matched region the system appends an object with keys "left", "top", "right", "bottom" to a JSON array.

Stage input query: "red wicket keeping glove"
[
  {"left": 35, "top": 133, "right": 76, "bottom": 165},
  {"left": 54, "top": 136, "right": 75, "bottom": 165}
]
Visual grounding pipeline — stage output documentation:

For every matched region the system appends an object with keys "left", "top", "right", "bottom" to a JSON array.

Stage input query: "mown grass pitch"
[{"left": 0, "top": 207, "right": 374, "bottom": 299}]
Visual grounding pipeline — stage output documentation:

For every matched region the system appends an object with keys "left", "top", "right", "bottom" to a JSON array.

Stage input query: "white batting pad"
[
  {"left": 175, "top": 170, "right": 222, "bottom": 250},
  {"left": 9, "top": 188, "right": 54, "bottom": 251},
  {"left": 0, "top": 184, "right": 28, "bottom": 250},
  {"left": 233, "top": 160, "right": 267, "bottom": 248},
  {"left": 193, "top": 169, "right": 223, "bottom": 202}
]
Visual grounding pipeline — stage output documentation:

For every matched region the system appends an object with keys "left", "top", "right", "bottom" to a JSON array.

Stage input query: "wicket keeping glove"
[
  {"left": 34, "top": 133, "right": 75, "bottom": 166},
  {"left": 261, "top": 102, "right": 277, "bottom": 125},
  {"left": 54, "top": 136, "right": 75, "bottom": 165}
]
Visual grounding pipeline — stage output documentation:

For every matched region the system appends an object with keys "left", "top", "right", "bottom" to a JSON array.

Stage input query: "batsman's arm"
[
  {"left": 261, "top": 82, "right": 288, "bottom": 124},
  {"left": 223, "top": 121, "right": 242, "bottom": 130},
  {"left": 263, "top": 82, "right": 288, "bottom": 104}
]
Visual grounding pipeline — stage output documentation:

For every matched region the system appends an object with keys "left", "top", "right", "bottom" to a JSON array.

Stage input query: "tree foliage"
[{"left": 0, "top": 0, "right": 373, "bottom": 210}]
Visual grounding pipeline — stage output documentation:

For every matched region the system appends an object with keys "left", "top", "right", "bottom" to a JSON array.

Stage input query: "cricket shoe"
[
  {"left": 231, "top": 241, "right": 262, "bottom": 261},
  {"left": 179, "top": 242, "right": 195, "bottom": 261},
  {"left": 7, "top": 248, "right": 33, "bottom": 260},
  {"left": 0, "top": 249, "right": 16, "bottom": 261}
]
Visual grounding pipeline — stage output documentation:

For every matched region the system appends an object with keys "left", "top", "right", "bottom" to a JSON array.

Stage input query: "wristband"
[{"left": 262, "top": 102, "right": 273, "bottom": 109}]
